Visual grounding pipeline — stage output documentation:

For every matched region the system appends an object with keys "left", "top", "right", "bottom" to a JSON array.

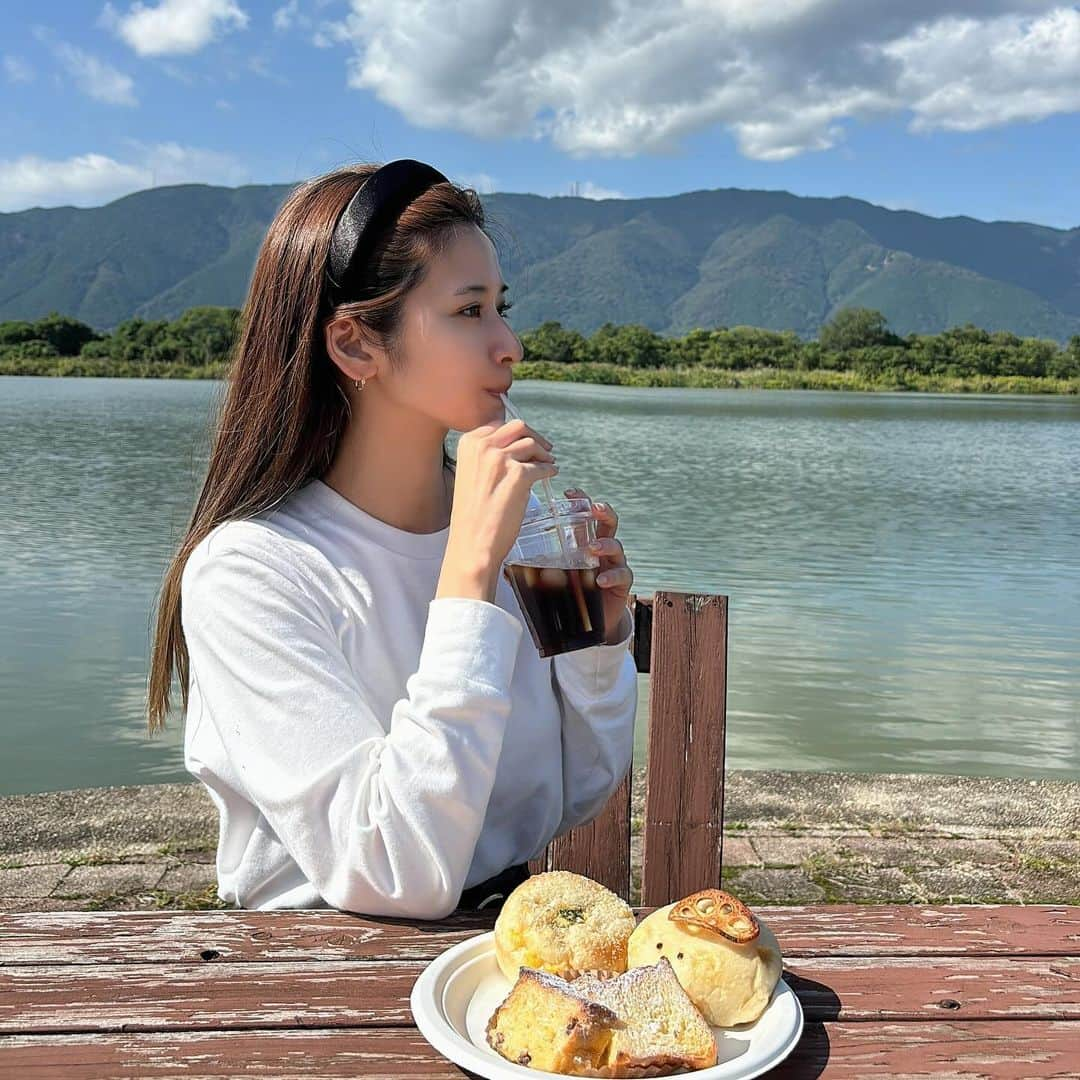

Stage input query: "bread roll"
[
  {"left": 494, "top": 871, "right": 637, "bottom": 982},
  {"left": 627, "top": 893, "right": 783, "bottom": 1027}
]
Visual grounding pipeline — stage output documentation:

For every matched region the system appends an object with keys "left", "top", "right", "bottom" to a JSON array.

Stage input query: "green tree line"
[
  {"left": 0, "top": 308, "right": 240, "bottom": 367},
  {"left": 523, "top": 308, "right": 1080, "bottom": 379},
  {"left": 2, "top": 305, "right": 1079, "bottom": 380}
]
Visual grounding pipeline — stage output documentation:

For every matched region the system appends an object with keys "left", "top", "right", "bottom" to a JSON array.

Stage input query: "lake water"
[{"left": 1, "top": 376, "right": 1077, "bottom": 796}]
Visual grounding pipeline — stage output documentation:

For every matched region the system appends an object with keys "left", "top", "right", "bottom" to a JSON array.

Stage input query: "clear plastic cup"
[{"left": 502, "top": 496, "right": 605, "bottom": 658}]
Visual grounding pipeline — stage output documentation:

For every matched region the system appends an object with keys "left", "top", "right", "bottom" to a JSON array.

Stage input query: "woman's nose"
[{"left": 496, "top": 324, "right": 523, "bottom": 365}]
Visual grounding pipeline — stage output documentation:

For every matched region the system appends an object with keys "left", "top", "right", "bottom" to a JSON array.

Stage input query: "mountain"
[{"left": 2, "top": 182, "right": 1079, "bottom": 340}]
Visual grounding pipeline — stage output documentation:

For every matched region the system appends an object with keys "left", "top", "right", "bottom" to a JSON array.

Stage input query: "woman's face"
[{"left": 391, "top": 224, "right": 522, "bottom": 433}]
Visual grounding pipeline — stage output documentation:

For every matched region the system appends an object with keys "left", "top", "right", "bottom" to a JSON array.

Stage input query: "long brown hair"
[{"left": 146, "top": 163, "right": 489, "bottom": 734}]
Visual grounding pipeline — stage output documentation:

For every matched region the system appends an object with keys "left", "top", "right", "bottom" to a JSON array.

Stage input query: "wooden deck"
[{"left": 1, "top": 904, "right": 1077, "bottom": 1077}]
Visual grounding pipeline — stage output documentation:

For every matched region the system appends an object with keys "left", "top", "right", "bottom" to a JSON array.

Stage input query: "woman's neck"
[{"left": 321, "top": 408, "right": 454, "bottom": 535}]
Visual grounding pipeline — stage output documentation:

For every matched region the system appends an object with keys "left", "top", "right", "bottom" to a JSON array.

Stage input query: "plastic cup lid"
[{"left": 521, "top": 495, "right": 592, "bottom": 527}]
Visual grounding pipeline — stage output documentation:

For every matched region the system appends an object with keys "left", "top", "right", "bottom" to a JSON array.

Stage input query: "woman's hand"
[
  {"left": 565, "top": 487, "right": 634, "bottom": 645},
  {"left": 438, "top": 419, "right": 558, "bottom": 603}
]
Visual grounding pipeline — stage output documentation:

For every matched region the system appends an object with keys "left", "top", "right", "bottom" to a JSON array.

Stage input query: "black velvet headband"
[{"left": 326, "top": 158, "right": 450, "bottom": 304}]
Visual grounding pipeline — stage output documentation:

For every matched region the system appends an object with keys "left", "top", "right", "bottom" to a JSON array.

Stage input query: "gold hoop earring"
[{"left": 353, "top": 377, "right": 366, "bottom": 391}]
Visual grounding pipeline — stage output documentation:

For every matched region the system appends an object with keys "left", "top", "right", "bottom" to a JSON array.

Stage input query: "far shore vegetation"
[{"left": 2, "top": 306, "right": 1078, "bottom": 394}]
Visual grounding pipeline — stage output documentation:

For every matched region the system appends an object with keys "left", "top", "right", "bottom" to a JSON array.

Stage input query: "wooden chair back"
[{"left": 528, "top": 592, "right": 728, "bottom": 906}]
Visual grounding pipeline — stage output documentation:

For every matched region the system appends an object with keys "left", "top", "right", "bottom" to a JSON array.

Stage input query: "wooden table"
[{"left": 1, "top": 905, "right": 1077, "bottom": 1077}]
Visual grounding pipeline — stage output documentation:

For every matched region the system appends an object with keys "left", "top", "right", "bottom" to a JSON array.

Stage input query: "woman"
[{"left": 146, "top": 159, "right": 638, "bottom": 919}]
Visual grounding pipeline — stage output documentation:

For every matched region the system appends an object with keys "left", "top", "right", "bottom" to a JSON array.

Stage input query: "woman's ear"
[{"left": 325, "top": 315, "right": 382, "bottom": 383}]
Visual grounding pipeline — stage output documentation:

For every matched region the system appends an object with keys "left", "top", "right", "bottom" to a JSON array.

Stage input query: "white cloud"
[
  {"left": 455, "top": 171, "right": 497, "bottom": 194},
  {"left": 577, "top": 181, "right": 626, "bottom": 200},
  {"left": 273, "top": 0, "right": 301, "bottom": 32},
  {"left": 323, "top": 1, "right": 1080, "bottom": 160},
  {"left": 53, "top": 41, "right": 137, "bottom": 106},
  {"left": 273, "top": 0, "right": 348, "bottom": 48},
  {"left": 452, "top": 171, "right": 627, "bottom": 199},
  {"left": 561, "top": 180, "right": 627, "bottom": 199},
  {"left": 885, "top": 8, "right": 1080, "bottom": 132},
  {"left": 101, "top": 0, "right": 249, "bottom": 56},
  {"left": 312, "top": 22, "right": 351, "bottom": 48},
  {"left": 0, "top": 142, "right": 249, "bottom": 212},
  {"left": 3, "top": 55, "right": 35, "bottom": 83}
]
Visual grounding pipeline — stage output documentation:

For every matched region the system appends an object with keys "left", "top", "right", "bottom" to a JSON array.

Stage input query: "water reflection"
[{"left": 1, "top": 377, "right": 1077, "bottom": 794}]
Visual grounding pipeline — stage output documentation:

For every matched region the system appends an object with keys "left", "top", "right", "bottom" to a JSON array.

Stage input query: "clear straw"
[{"left": 499, "top": 392, "right": 572, "bottom": 558}]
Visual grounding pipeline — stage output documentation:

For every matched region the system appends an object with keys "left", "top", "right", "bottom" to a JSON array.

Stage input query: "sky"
[{"left": 2, "top": 0, "right": 1080, "bottom": 228}]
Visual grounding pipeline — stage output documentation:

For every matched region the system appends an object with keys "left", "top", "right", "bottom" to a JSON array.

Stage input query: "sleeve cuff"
[
  {"left": 604, "top": 605, "right": 634, "bottom": 648},
  {"left": 419, "top": 597, "right": 523, "bottom": 690},
  {"left": 552, "top": 603, "right": 635, "bottom": 692}
]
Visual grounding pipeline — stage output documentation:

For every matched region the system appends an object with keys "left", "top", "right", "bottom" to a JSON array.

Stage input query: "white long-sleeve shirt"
[{"left": 180, "top": 477, "right": 637, "bottom": 919}]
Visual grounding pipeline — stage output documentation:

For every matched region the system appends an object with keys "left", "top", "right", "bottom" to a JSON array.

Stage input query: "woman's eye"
[{"left": 462, "top": 301, "right": 514, "bottom": 318}]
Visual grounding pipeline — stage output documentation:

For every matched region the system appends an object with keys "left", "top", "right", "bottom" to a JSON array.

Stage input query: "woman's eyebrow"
[{"left": 453, "top": 283, "right": 510, "bottom": 295}]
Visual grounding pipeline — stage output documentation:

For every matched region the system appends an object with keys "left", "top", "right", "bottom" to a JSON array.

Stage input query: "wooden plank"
[
  {"left": 2, "top": 906, "right": 1077, "bottom": 967},
  {"left": 764, "top": 904, "right": 1080, "bottom": 958},
  {"left": 0, "top": 910, "right": 496, "bottom": 966},
  {"left": 0, "top": 1029, "right": 469, "bottom": 1079},
  {"left": 641, "top": 591, "right": 728, "bottom": 907},
  {"left": 541, "top": 770, "right": 632, "bottom": 900},
  {"left": 772, "top": 1020, "right": 1080, "bottom": 1079},
  {"left": 0, "top": 961, "right": 420, "bottom": 1035},
  {"left": 3, "top": 957, "right": 1077, "bottom": 1036},
  {"left": 3, "top": 1022, "right": 1079, "bottom": 1079},
  {"left": 781, "top": 956, "right": 1080, "bottom": 1021}
]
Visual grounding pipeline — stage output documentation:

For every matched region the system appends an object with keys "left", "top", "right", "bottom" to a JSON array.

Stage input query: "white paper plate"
[{"left": 410, "top": 931, "right": 804, "bottom": 1079}]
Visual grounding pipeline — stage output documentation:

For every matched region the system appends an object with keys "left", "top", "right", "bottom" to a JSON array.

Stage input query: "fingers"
[
  {"left": 506, "top": 436, "right": 556, "bottom": 463},
  {"left": 565, "top": 486, "right": 619, "bottom": 539},
  {"left": 592, "top": 501, "right": 618, "bottom": 539},
  {"left": 596, "top": 564, "right": 633, "bottom": 590},
  {"left": 587, "top": 536, "right": 625, "bottom": 563},
  {"left": 562, "top": 486, "right": 631, "bottom": 591},
  {"left": 493, "top": 418, "right": 553, "bottom": 451},
  {"left": 522, "top": 460, "right": 560, "bottom": 483}
]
